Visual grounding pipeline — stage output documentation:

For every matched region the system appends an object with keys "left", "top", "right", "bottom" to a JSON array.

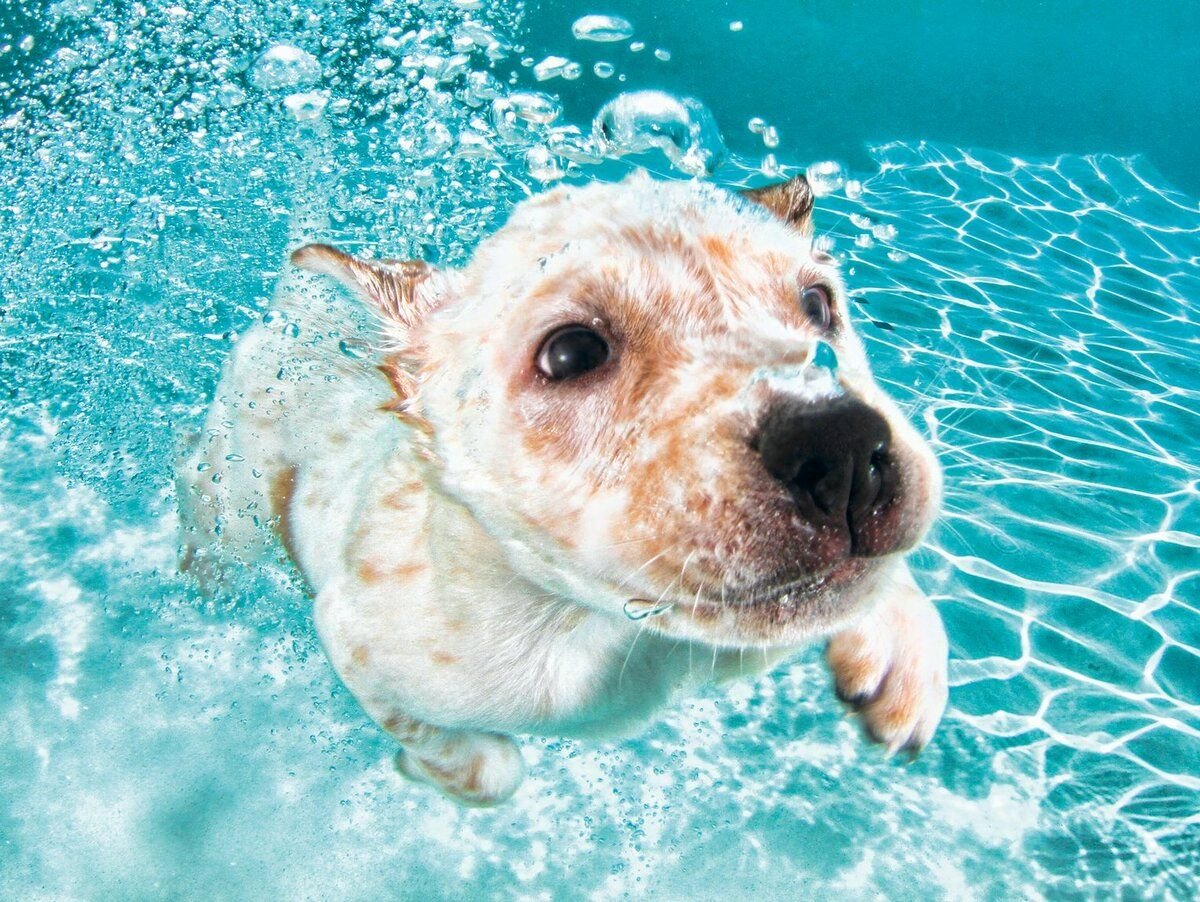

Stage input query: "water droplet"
[
  {"left": 283, "top": 322, "right": 301, "bottom": 338},
  {"left": 654, "top": 48, "right": 671, "bottom": 62},
  {"left": 249, "top": 43, "right": 321, "bottom": 91},
  {"left": 623, "top": 598, "right": 674, "bottom": 621},
  {"left": 592, "top": 90, "right": 727, "bottom": 177},
  {"left": 807, "top": 160, "right": 846, "bottom": 196},
  {"left": 339, "top": 338, "right": 371, "bottom": 359},
  {"left": 225, "top": 453, "right": 245, "bottom": 462},
  {"left": 572, "top": 14, "right": 635, "bottom": 43},
  {"left": 283, "top": 91, "right": 328, "bottom": 122},
  {"left": 762, "top": 125, "right": 779, "bottom": 148},
  {"left": 593, "top": 61, "right": 615, "bottom": 79},
  {"left": 729, "top": 20, "right": 744, "bottom": 32}
]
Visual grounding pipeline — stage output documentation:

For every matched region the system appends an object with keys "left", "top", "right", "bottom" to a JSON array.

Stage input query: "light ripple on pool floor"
[{"left": 1, "top": 1, "right": 1198, "bottom": 897}]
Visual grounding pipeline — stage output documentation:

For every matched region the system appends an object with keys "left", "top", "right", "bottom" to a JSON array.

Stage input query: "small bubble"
[
  {"left": 747, "top": 117, "right": 766, "bottom": 134},
  {"left": 762, "top": 125, "right": 779, "bottom": 148},
  {"left": 855, "top": 233, "right": 874, "bottom": 248},
  {"left": 887, "top": 249, "right": 909, "bottom": 263},
  {"left": 339, "top": 339, "right": 371, "bottom": 359},
  {"left": 525, "top": 146, "right": 565, "bottom": 182},
  {"left": 844, "top": 179, "right": 863, "bottom": 199},
  {"left": 533, "top": 55, "right": 572, "bottom": 81},
  {"left": 249, "top": 43, "right": 321, "bottom": 91},
  {"left": 729, "top": 21, "right": 744, "bottom": 32},
  {"left": 562, "top": 61, "right": 583, "bottom": 80},
  {"left": 807, "top": 160, "right": 846, "bottom": 196},
  {"left": 623, "top": 598, "right": 674, "bottom": 621},
  {"left": 283, "top": 322, "right": 301, "bottom": 338},
  {"left": 593, "top": 61, "right": 615, "bottom": 79},
  {"left": 761, "top": 153, "right": 780, "bottom": 177},
  {"left": 872, "top": 223, "right": 898, "bottom": 241},
  {"left": 283, "top": 91, "right": 328, "bottom": 122},
  {"left": 629, "top": 41, "right": 646, "bottom": 52},
  {"left": 572, "top": 14, "right": 635, "bottom": 43},
  {"left": 654, "top": 48, "right": 671, "bottom": 62}
]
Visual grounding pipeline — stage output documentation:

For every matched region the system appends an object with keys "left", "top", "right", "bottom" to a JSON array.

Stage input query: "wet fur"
[{"left": 180, "top": 174, "right": 949, "bottom": 806}]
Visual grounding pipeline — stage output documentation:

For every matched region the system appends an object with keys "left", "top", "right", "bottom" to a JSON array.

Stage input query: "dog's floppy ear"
[
  {"left": 290, "top": 243, "right": 447, "bottom": 329},
  {"left": 740, "top": 174, "right": 814, "bottom": 237}
]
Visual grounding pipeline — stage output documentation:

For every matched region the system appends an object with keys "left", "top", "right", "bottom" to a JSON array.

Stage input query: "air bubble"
[
  {"left": 593, "top": 61, "right": 615, "bottom": 79},
  {"left": 844, "top": 179, "right": 863, "bottom": 199},
  {"left": 572, "top": 14, "right": 635, "bottom": 43},
  {"left": 283, "top": 91, "right": 328, "bottom": 122},
  {"left": 533, "top": 55, "right": 572, "bottom": 81},
  {"left": 806, "top": 160, "right": 846, "bottom": 196},
  {"left": 654, "top": 48, "right": 671, "bottom": 62},
  {"left": 629, "top": 41, "right": 646, "bottom": 53},
  {"left": 729, "top": 20, "right": 744, "bottom": 32},
  {"left": 762, "top": 125, "right": 779, "bottom": 148},
  {"left": 592, "top": 91, "right": 727, "bottom": 177},
  {"left": 248, "top": 43, "right": 321, "bottom": 91},
  {"left": 525, "top": 146, "right": 565, "bottom": 182},
  {"left": 748, "top": 117, "right": 766, "bottom": 134},
  {"left": 623, "top": 598, "right": 674, "bottom": 621}
]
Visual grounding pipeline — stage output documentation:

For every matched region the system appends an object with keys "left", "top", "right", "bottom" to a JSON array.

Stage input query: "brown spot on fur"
[
  {"left": 357, "top": 559, "right": 386, "bottom": 584},
  {"left": 699, "top": 234, "right": 736, "bottom": 268},
  {"left": 430, "top": 650, "right": 459, "bottom": 666},
  {"left": 445, "top": 618, "right": 466, "bottom": 633},
  {"left": 329, "top": 431, "right": 349, "bottom": 446},
  {"left": 351, "top": 645, "right": 369, "bottom": 666},
  {"left": 269, "top": 465, "right": 301, "bottom": 564},
  {"left": 392, "top": 562, "right": 426, "bottom": 580}
]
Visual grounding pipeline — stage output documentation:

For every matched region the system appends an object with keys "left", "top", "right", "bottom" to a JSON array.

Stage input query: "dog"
[{"left": 180, "top": 172, "right": 948, "bottom": 806}]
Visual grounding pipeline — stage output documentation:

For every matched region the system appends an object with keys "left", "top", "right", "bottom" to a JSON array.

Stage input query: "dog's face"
[{"left": 296, "top": 174, "right": 941, "bottom": 646}]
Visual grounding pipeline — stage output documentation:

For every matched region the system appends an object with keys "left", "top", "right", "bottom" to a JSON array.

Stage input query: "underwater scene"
[{"left": 1, "top": 0, "right": 1197, "bottom": 898}]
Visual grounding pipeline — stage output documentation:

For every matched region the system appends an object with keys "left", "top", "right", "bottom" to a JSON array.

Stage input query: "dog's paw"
[
  {"left": 396, "top": 732, "right": 526, "bottom": 807},
  {"left": 825, "top": 581, "right": 948, "bottom": 756}
]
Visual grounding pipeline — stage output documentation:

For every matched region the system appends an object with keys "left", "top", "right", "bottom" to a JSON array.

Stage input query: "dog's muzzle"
[{"left": 755, "top": 394, "right": 899, "bottom": 557}]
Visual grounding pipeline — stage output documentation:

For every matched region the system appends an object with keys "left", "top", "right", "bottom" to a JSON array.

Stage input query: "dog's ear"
[
  {"left": 740, "top": 174, "right": 814, "bottom": 236},
  {"left": 290, "top": 243, "right": 447, "bottom": 329}
]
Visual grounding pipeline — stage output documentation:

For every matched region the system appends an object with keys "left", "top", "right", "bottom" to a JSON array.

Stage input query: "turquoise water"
[{"left": 2, "top": 1, "right": 1198, "bottom": 898}]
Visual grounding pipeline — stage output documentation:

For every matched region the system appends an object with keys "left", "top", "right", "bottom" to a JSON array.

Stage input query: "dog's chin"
[{"left": 624, "top": 556, "right": 891, "bottom": 648}]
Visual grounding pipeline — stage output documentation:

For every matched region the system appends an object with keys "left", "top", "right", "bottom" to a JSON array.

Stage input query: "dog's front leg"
[
  {"left": 382, "top": 713, "right": 526, "bottom": 807},
  {"left": 824, "top": 561, "right": 949, "bottom": 755}
]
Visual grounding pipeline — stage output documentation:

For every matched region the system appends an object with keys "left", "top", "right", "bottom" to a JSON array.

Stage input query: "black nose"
[{"left": 755, "top": 395, "right": 897, "bottom": 554}]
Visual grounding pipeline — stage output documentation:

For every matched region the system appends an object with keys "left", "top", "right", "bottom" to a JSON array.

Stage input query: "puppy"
[{"left": 180, "top": 173, "right": 948, "bottom": 806}]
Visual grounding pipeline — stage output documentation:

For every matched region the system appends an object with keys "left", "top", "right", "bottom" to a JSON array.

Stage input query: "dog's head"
[{"left": 294, "top": 174, "right": 941, "bottom": 646}]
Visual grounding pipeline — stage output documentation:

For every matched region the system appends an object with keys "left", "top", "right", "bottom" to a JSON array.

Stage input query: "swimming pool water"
[{"left": 1, "top": 0, "right": 1197, "bottom": 897}]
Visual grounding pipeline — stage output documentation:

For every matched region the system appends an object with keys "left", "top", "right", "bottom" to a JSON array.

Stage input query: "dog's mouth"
[{"left": 620, "top": 556, "right": 875, "bottom": 643}]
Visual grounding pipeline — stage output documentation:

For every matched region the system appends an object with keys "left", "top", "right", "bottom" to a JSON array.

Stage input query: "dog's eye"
[
  {"left": 536, "top": 326, "right": 611, "bottom": 381},
  {"left": 801, "top": 285, "right": 833, "bottom": 331}
]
